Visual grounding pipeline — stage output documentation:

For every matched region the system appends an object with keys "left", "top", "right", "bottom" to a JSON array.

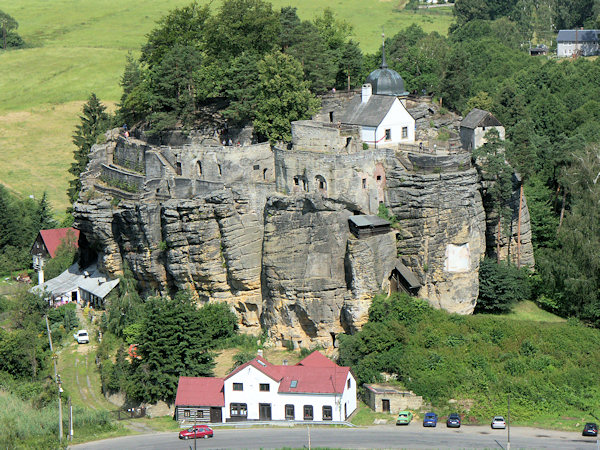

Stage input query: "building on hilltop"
[
  {"left": 557, "top": 29, "right": 600, "bottom": 57},
  {"left": 325, "top": 39, "right": 415, "bottom": 147},
  {"left": 174, "top": 351, "right": 357, "bottom": 423},
  {"left": 459, "top": 108, "right": 505, "bottom": 151}
]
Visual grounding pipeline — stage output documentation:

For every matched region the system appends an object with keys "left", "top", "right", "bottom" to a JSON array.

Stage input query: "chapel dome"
[{"left": 365, "top": 40, "right": 408, "bottom": 96}]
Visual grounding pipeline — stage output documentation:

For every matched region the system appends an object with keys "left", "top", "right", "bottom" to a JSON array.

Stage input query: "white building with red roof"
[{"left": 174, "top": 351, "right": 356, "bottom": 423}]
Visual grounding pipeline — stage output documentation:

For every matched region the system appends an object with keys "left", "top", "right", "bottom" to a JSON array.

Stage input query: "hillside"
[
  {"left": 339, "top": 293, "right": 600, "bottom": 430},
  {"left": 0, "top": 0, "right": 453, "bottom": 214}
]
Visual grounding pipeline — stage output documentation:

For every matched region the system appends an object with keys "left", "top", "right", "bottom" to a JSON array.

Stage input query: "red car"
[{"left": 178, "top": 424, "right": 214, "bottom": 440}]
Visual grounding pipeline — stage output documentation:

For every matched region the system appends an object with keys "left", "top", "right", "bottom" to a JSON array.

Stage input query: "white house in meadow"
[{"left": 175, "top": 351, "right": 357, "bottom": 423}]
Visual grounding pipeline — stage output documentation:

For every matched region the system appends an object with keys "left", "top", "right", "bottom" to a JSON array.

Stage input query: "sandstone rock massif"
[{"left": 73, "top": 98, "right": 534, "bottom": 348}]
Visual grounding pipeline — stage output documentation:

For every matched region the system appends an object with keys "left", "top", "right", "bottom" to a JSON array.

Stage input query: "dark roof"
[
  {"left": 175, "top": 377, "right": 224, "bottom": 407},
  {"left": 365, "top": 68, "right": 408, "bottom": 97},
  {"left": 557, "top": 30, "right": 599, "bottom": 42},
  {"left": 461, "top": 108, "right": 502, "bottom": 129},
  {"left": 348, "top": 215, "right": 391, "bottom": 228},
  {"left": 339, "top": 95, "right": 397, "bottom": 127},
  {"left": 394, "top": 260, "right": 421, "bottom": 290},
  {"left": 35, "top": 228, "right": 80, "bottom": 258}
]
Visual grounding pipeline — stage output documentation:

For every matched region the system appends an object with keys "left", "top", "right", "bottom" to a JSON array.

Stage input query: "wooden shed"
[{"left": 348, "top": 215, "right": 391, "bottom": 238}]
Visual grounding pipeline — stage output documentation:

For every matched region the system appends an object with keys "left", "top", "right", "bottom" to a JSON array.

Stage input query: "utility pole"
[
  {"left": 58, "top": 374, "right": 63, "bottom": 444},
  {"left": 69, "top": 397, "right": 73, "bottom": 441},
  {"left": 45, "top": 316, "right": 57, "bottom": 379},
  {"left": 507, "top": 393, "right": 511, "bottom": 450}
]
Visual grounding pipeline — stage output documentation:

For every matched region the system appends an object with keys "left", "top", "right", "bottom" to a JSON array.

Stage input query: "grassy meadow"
[{"left": 0, "top": 0, "right": 454, "bottom": 215}]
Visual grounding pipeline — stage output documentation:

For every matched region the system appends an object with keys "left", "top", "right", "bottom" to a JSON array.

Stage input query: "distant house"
[
  {"left": 32, "top": 263, "right": 119, "bottom": 307},
  {"left": 174, "top": 351, "right": 357, "bottom": 424},
  {"left": 557, "top": 29, "right": 600, "bottom": 57},
  {"left": 459, "top": 108, "right": 505, "bottom": 151},
  {"left": 30, "top": 227, "right": 80, "bottom": 285},
  {"left": 529, "top": 44, "right": 548, "bottom": 56}
]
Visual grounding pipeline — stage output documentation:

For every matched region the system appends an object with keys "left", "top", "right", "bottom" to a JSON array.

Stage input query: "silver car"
[{"left": 491, "top": 416, "right": 506, "bottom": 429}]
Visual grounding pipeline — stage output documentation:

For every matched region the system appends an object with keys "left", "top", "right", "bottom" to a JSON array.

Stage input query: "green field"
[{"left": 0, "top": 0, "right": 453, "bottom": 214}]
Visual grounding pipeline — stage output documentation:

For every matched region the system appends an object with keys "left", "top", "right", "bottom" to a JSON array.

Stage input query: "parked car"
[
  {"left": 396, "top": 411, "right": 413, "bottom": 425},
  {"left": 491, "top": 416, "right": 506, "bottom": 429},
  {"left": 73, "top": 329, "right": 89, "bottom": 344},
  {"left": 583, "top": 423, "right": 598, "bottom": 437},
  {"left": 423, "top": 412, "right": 438, "bottom": 427},
  {"left": 446, "top": 413, "right": 461, "bottom": 428},
  {"left": 179, "top": 424, "right": 214, "bottom": 440}
]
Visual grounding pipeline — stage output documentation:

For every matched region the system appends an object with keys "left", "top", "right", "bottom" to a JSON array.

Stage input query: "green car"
[{"left": 396, "top": 411, "right": 413, "bottom": 425}]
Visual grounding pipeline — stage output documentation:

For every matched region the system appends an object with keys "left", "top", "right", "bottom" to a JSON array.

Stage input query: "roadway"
[{"left": 71, "top": 425, "right": 598, "bottom": 449}]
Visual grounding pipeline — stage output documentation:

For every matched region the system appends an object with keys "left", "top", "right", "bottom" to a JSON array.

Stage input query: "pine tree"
[
  {"left": 68, "top": 94, "right": 109, "bottom": 203},
  {"left": 36, "top": 192, "right": 57, "bottom": 231}
]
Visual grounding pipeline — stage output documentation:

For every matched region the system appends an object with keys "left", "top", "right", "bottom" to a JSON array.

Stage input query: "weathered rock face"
[
  {"left": 260, "top": 195, "right": 396, "bottom": 348},
  {"left": 73, "top": 116, "right": 535, "bottom": 346},
  {"left": 386, "top": 165, "right": 487, "bottom": 314}
]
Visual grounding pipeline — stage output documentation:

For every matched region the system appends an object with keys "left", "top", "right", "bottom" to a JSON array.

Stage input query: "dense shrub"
[
  {"left": 475, "top": 258, "right": 532, "bottom": 313},
  {"left": 338, "top": 292, "right": 600, "bottom": 422}
]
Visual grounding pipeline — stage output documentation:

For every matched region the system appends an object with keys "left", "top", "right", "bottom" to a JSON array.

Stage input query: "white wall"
[
  {"left": 225, "top": 366, "right": 281, "bottom": 420},
  {"left": 361, "top": 127, "right": 376, "bottom": 146},
  {"left": 223, "top": 366, "right": 357, "bottom": 422},
  {"left": 375, "top": 99, "right": 415, "bottom": 147}
]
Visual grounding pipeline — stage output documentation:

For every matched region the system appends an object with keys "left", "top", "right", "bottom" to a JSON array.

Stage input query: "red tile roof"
[
  {"left": 297, "top": 351, "right": 338, "bottom": 367},
  {"left": 278, "top": 365, "right": 349, "bottom": 394},
  {"left": 39, "top": 228, "right": 80, "bottom": 258},
  {"left": 175, "top": 377, "right": 224, "bottom": 407},
  {"left": 224, "top": 356, "right": 282, "bottom": 381},
  {"left": 225, "top": 352, "right": 350, "bottom": 395}
]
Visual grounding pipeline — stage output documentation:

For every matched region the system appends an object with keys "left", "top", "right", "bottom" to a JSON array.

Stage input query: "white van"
[{"left": 74, "top": 329, "right": 90, "bottom": 344}]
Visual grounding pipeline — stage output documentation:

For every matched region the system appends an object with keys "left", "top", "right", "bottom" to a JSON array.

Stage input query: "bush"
[{"left": 475, "top": 258, "right": 532, "bottom": 314}]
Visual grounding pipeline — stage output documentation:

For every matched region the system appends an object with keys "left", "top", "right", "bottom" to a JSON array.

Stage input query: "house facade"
[
  {"left": 459, "top": 108, "right": 505, "bottom": 151},
  {"left": 339, "top": 84, "right": 415, "bottom": 147},
  {"left": 32, "top": 263, "right": 119, "bottom": 307},
  {"left": 557, "top": 29, "right": 600, "bottom": 57},
  {"left": 30, "top": 227, "right": 80, "bottom": 285},
  {"left": 175, "top": 351, "right": 357, "bottom": 423}
]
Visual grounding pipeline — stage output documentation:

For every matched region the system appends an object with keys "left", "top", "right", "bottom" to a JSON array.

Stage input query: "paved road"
[{"left": 72, "top": 425, "right": 598, "bottom": 449}]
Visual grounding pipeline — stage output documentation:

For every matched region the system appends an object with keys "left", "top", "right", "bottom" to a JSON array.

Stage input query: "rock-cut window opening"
[
  {"left": 197, "top": 161, "right": 202, "bottom": 176},
  {"left": 316, "top": 175, "right": 327, "bottom": 192}
]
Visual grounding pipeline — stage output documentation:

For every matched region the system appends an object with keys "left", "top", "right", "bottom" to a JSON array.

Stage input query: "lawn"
[{"left": 0, "top": 0, "right": 454, "bottom": 214}]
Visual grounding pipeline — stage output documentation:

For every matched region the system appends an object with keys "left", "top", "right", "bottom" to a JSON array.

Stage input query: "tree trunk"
[
  {"left": 517, "top": 183, "right": 523, "bottom": 268},
  {"left": 558, "top": 188, "right": 567, "bottom": 234},
  {"left": 497, "top": 216, "right": 501, "bottom": 263},
  {"left": 2, "top": 23, "right": 6, "bottom": 50}
]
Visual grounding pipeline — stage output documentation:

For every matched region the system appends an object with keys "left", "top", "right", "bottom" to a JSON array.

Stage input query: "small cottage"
[
  {"left": 364, "top": 384, "right": 423, "bottom": 414},
  {"left": 174, "top": 377, "right": 224, "bottom": 423},
  {"left": 459, "top": 108, "right": 505, "bottom": 151}
]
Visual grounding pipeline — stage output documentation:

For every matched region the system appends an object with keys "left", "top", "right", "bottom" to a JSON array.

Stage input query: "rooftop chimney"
[
  {"left": 257, "top": 349, "right": 263, "bottom": 357},
  {"left": 283, "top": 359, "right": 288, "bottom": 366},
  {"left": 362, "top": 83, "right": 372, "bottom": 103}
]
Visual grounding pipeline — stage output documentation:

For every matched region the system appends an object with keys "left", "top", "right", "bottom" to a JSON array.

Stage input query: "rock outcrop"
[{"left": 73, "top": 96, "right": 535, "bottom": 347}]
